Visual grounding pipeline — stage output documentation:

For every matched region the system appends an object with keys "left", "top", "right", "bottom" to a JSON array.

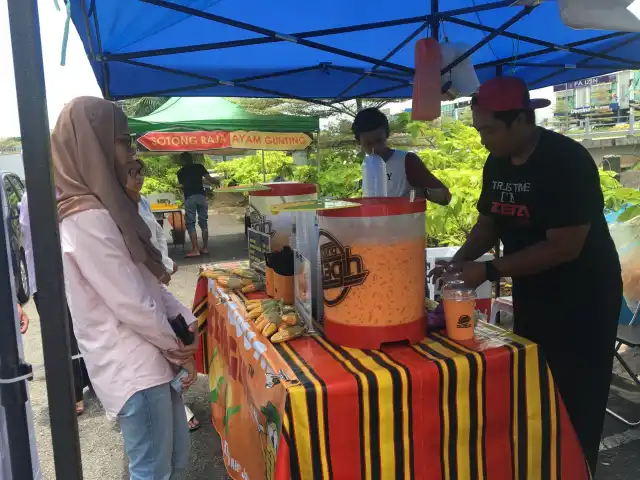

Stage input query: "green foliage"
[
  {"left": 139, "top": 116, "right": 640, "bottom": 245},
  {"left": 228, "top": 98, "right": 404, "bottom": 119},
  {"left": 121, "top": 97, "right": 169, "bottom": 117},
  {"left": 412, "top": 120, "right": 487, "bottom": 246},
  {"left": 138, "top": 154, "right": 213, "bottom": 203},
  {"left": 212, "top": 151, "right": 295, "bottom": 185}
]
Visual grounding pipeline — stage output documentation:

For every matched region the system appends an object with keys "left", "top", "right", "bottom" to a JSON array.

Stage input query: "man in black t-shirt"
[
  {"left": 176, "top": 153, "right": 218, "bottom": 257},
  {"left": 437, "top": 77, "right": 622, "bottom": 474}
]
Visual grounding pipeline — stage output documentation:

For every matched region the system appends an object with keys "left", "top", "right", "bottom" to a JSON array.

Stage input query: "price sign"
[{"left": 248, "top": 228, "right": 271, "bottom": 274}]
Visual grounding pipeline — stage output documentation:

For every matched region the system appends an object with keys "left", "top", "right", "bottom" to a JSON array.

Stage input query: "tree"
[
  {"left": 121, "top": 97, "right": 169, "bottom": 117},
  {"left": 227, "top": 98, "right": 405, "bottom": 119}
]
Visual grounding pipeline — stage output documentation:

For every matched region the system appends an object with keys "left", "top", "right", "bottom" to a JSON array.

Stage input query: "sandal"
[
  {"left": 188, "top": 417, "right": 201, "bottom": 432},
  {"left": 76, "top": 400, "right": 85, "bottom": 416},
  {"left": 185, "top": 251, "right": 201, "bottom": 258},
  {"left": 199, "top": 248, "right": 209, "bottom": 255}
]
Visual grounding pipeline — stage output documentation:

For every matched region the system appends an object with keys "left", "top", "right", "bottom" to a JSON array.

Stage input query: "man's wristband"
[{"left": 484, "top": 261, "right": 502, "bottom": 282}]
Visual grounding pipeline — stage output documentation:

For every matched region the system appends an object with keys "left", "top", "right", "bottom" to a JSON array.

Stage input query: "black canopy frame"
[
  {"left": 77, "top": 0, "right": 640, "bottom": 102},
  {"left": 5, "top": 1, "right": 640, "bottom": 480}
]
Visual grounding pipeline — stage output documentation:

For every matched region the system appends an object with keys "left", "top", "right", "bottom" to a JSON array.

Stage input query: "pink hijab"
[{"left": 51, "top": 96, "right": 166, "bottom": 280}]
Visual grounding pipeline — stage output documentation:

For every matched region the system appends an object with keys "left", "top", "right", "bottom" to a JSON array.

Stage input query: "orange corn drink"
[
  {"left": 318, "top": 198, "right": 427, "bottom": 349},
  {"left": 442, "top": 275, "right": 477, "bottom": 341}
]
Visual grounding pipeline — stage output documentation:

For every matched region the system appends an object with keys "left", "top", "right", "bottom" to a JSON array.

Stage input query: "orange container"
[
  {"left": 274, "top": 272, "right": 294, "bottom": 305},
  {"left": 265, "top": 267, "right": 275, "bottom": 297},
  {"left": 318, "top": 197, "right": 427, "bottom": 349},
  {"left": 443, "top": 298, "right": 476, "bottom": 341}
]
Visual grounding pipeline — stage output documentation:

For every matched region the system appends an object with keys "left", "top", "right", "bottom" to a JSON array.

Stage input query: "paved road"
[{"left": 20, "top": 207, "right": 640, "bottom": 479}]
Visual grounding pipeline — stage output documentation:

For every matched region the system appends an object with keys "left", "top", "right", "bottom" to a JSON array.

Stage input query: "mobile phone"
[
  {"left": 170, "top": 368, "right": 189, "bottom": 393},
  {"left": 169, "top": 314, "right": 195, "bottom": 345}
]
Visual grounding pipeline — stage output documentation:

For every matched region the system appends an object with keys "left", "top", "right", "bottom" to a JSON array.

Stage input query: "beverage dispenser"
[{"left": 318, "top": 197, "right": 426, "bottom": 349}]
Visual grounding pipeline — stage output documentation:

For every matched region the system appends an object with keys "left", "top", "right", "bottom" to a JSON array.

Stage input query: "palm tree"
[{"left": 121, "top": 97, "right": 169, "bottom": 117}]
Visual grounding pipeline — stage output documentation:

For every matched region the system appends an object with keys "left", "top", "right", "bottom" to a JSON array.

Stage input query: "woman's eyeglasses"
[
  {"left": 117, "top": 134, "right": 136, "bottom": 152},
  {"left": 128, "top": 167, "right": 145, "bottom": 178}
]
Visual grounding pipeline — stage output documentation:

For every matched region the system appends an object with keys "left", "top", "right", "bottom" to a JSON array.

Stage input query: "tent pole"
[
  {"left": 431, "top": 0, "right": 439, "bottom": 40},
  {"left": 493, "top": 64, "right": 502, "bottom": 317},
  {"left": 262, "top": 150, "right": 266, "bottom": 181},
  {"left": 6, "top": 1, "right": 83, "bottom": 479},
  {"left": 474, "top": 32, "right": 628, "bottom": 71},
  {"left": 316, "top": 134, "right": 321, "bottom": 172}
]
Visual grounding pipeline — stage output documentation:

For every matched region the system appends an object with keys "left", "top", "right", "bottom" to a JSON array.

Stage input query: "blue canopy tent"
[
  {"left": 4, "top": 1, "right": 640, "bottom": 480},
  {"left": 67, "top": 0, "right": 640, "bottom": 101}
]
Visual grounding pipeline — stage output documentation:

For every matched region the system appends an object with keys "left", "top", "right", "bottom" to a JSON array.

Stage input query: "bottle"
[
  {"left": 441, "top": 272, "right": 477, "bottom": 341},
  {"left": 362, "top": 153, "right": 387, "bottom": 197}
]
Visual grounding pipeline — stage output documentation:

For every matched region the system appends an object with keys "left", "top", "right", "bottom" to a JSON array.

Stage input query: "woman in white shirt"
[
  {"left": 125, "top": 159, "right": 201, "bottom": 432},
  {"left": 51, "top": 97, "right": 198, "bottom": 479}
]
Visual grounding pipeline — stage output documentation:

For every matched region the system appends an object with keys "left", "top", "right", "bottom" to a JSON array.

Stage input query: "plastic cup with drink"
[{"left": 441, "top": 271, "right": 477, "bottom": 341}]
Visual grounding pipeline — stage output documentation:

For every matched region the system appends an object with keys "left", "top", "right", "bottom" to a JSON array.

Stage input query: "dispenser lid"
[
  {"left": 270, "top": 199, "right": 359, "bottom": 215},
  {"left": 251, "top": 183, "right": 317, "bottom": 197},
  {"left": 215, "top": 184, "right": 271, "bottom": 193},
  {"left": 318, "top": 197, "right": 425, "bottom": 218}
]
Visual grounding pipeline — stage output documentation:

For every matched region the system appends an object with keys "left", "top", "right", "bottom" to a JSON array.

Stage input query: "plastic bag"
[
  {"left": 361, "top": 154, "right": 387, "bottom": 197},
  {"left": 609, "top": 216, "right": 640, "bottom": 311},
  {"left": 440, "top": 42, "right": 480, "bottom": 98}
]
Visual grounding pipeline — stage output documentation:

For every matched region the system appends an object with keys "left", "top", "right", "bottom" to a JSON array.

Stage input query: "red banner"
[{"left": 137, "top": 131, "right": 230, "bottom": 151}]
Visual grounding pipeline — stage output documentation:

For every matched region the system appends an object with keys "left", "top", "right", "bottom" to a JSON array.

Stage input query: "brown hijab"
[{"left": 52, "top": 96, "right": 166, "bottom": 279}]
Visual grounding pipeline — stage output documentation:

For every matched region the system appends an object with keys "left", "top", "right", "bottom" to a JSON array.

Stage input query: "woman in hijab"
[
  {"left": 125, "top": 159, "right": 201, "bottom": 432},
  {"left": 52, "top": 97, "right": 197, "bottom": 479}
]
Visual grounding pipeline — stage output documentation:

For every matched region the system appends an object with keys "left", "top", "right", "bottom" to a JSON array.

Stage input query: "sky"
[{"left": 0, "top": 0, "right": 102, "bottom": 138}]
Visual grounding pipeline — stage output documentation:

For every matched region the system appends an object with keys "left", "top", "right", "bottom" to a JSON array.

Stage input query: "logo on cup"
[
  {"left": 457, "top": 315, "right": 472, "bottom": 329},
  {"left": 319, "top": 229, "right": 369, "bottom": 307}
]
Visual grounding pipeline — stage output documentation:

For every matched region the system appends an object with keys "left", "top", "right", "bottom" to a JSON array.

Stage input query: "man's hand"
[
  {"left": 455, "top": 261, "right": 487, "bottom": 289},
  {"left": 165, "top": 323, "right": 199, "bottom": 365},
  {"left": 17, "top": 304, "right": 29, "bottom": 334},
  {"left": 425, "top": 188, "right": 452, "bottom": 206},
  {"left": 428, "top": 260, "right": 457, "bottom": 283},
  {"left": 181, "top": 358, "right": 198, "bottom": 392}
]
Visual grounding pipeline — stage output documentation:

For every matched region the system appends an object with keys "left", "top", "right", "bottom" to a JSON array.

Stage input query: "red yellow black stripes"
[
  {"left": 274, "top": 342, "right": 333, "bottom": 480},
  {"left": 310, "top": 335, "right": 413, "bottom": 480},
  {"left": 432, "top": 333, "right": 487, "bottom": 480}
]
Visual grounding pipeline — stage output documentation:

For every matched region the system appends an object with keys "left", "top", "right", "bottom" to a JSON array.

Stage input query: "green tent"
[{"left": 128, "top": 97, "right": 319, "bottom": 135}]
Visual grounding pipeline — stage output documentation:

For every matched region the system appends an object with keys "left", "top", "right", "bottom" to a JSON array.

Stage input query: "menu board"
[{"left": 248, "top": 228, "right": 271, "bottom": 274}]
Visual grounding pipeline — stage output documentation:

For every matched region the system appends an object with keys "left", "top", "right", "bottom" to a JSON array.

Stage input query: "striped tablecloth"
[{"left": 192, "top": 269, "right": 590, "bottom": 480}]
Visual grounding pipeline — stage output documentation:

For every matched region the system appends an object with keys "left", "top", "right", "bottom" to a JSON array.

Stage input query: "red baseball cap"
[{"left": 473, "top": 77, "right": 551, "bottom": 112}]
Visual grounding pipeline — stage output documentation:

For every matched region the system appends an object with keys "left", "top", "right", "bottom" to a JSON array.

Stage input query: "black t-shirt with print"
[{"left": 477, "top": 129, "right": 621, "bottom": 347}]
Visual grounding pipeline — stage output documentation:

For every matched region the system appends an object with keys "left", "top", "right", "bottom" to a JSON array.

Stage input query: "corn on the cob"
[
  {"left": 200, "top": 269, "right": 229, "bottom": 280},
  {"left": 248, "top": 308, "right": 263, "bottom": 320},
  {"left": 241, "top": 282, "right": 265, "bottom": 294},
  {"left": 262, "top": 322, "right": 277, "bottom": 338},
  {"left": 271, "top": 325, "right": 305, "bottom": 343},
  {"left": 255, "top": 316, "right": 269, "bottom": 331},
  {"left": 280, "top": 313, "right": 298, "bottom": 326},
  {"left": 264, "top": 308, "right": 281, "bottom": 327},
  {"left": 232, "top": 268, "right": 262, "bottom": 281}
]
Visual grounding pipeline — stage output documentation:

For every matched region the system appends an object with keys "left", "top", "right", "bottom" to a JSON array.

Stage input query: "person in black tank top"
[{"left": 436, "top": 77, "right": 622, "bottom": 474}]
